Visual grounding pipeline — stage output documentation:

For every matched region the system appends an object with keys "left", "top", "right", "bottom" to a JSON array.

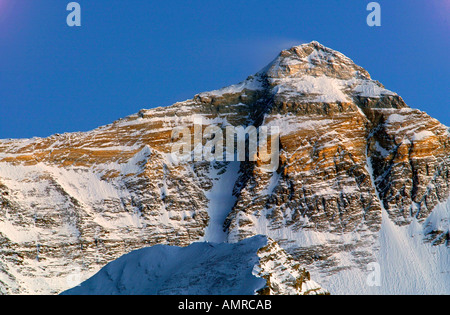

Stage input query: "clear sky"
[{"left": 0, "top": 0, "right": 448, "bottom": 139}]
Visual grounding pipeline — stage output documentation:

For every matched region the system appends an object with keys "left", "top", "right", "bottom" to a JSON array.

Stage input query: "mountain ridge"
[{"left": 62, "top": 236, "right": 327, "bottom": 295}]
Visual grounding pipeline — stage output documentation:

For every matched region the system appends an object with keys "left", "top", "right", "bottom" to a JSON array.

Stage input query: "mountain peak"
[
  {"left": 197, "top": 41, "right": 396, "bottom": 104},
  {"left": 243, "top": 41, "right": 398, "bottom": 104},
  {"left": 286, "top": 40, "right": 327, "bottom": 53},
  {"left": 264, "top": 41, "right": 371, "bottom": 81}
]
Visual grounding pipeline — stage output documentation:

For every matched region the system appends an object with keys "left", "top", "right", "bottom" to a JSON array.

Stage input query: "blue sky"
[{"left": 0, "top": 0, "right": 448, "bottom": 139}]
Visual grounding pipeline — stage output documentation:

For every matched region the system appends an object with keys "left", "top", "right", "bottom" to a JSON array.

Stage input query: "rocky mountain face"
[{"left": 0, "top": 41, "right": 448, "bottom": 294}]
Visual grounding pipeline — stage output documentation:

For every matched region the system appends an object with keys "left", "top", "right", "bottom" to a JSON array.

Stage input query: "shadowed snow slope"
[
  {"left": 62, "top": 236, "right": 326, "bottom": 295},
  {"left": 62, "top": 236, "right": 268, "bottom": 295}
]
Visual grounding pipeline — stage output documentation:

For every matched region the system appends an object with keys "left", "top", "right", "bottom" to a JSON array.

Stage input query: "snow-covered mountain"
[
  {"left": 0, "top": 41, "right": 448, "bottom": 295},
  {"left": 62, "top": 236, "right": 326, "bottom": 295}
]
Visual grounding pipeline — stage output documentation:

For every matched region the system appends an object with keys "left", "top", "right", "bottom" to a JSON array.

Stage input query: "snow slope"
[
  {"left": 322, "top": 204, "right": 450, "bottom": 295},
  {"left": 202, "top": 162, "right": 241, "bottom": 243},
  {"left": 320, "top": 161, "right": 450, "bottom": 295},
  {"left": 62, "top": 235, "right": 327, "bottom": 295},
  {"left": 62, "top": 236, "right": 268, "bottom": 295}
]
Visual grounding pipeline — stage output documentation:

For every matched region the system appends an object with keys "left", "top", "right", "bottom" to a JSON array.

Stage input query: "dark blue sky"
[{"left": 0, "top": 0, "right": 448, "bottom": 139}]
